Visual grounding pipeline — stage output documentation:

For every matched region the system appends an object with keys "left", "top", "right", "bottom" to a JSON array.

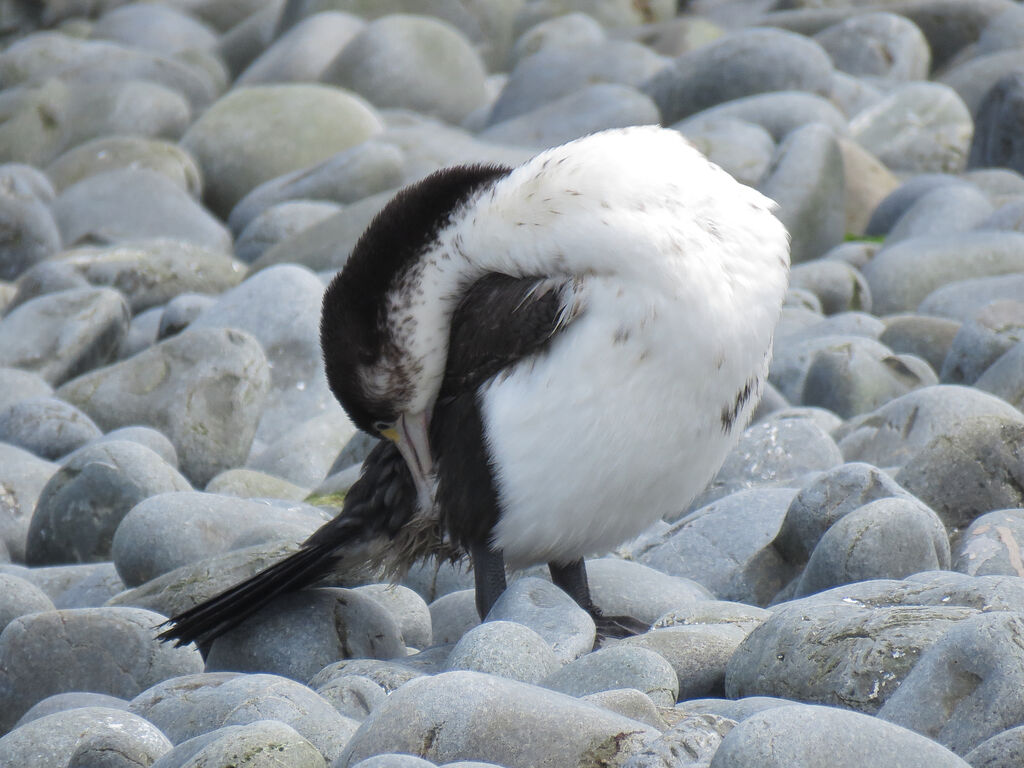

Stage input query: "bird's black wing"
[
  {"left": 431, "top": 272, "right": 582, "bottom": 549},
  {"left": 158, "top": 439, "right": 416, "bottom": 648}
]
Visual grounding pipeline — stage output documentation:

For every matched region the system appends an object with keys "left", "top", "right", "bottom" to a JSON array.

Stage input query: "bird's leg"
[
  {"left": 549, "top": 558, "right": 650, "bottom": 640},
  {"left": 471, "top": 544, "right": 507, "bottom": 619}
]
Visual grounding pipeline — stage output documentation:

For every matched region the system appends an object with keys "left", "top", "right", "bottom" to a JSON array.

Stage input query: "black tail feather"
[{"left": 156, "top": 542, "right": 342, "bottom": 648}]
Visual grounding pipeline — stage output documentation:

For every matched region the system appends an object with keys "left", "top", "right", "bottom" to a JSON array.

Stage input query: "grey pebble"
[
  {"left": 586, "top": 558, "right": 712, "bottom": 627},
  {"left": 0, "top": 176, "right": 61, "bottom": 281},
  {"left": 839, "top": 135, "right": 901, "bottom": 236},
  {"left": 56, "top": 326, "right": 270, "bottom": 486},
  {"left": 676, "top": 90, "right": 848, "bottom": 143},
  {"left": 236, "top": 11, "right": 364, "bottom": 87},
  {"left": 0, "top": 606, "right": 204, "bottom": 732},
  {"left": 941, "top": 300, "right": 1024, "bottom": 384},
  {"left": 248, "top": 409, "right": 359, "bottom": 488},
  {"left": 513, "top": 0, "right": 676, "bottom": 32},
  {"left": 0, "top": 287, "right": 129, "bottom": 386},
  {"left": 130, "top": 672, "right": 356, "bottom": 763},
  {"left": 314, "top": 674, "right": 387, "bottom": 721},
  {"left": 653, "top": 600, "right": 770, "bottom": 637},
  {"left": 789, "top": 260, "right": 871, "bottom": 315},
  {"left": 880, "top": 314, "right": 961, "bottom": 374},
  {"left": 635, "top": 488, "right": 799, "bottom": 607},
  {"left": 91, "top": 2, "right": 219, "bottom": 54},
  {"left": 479, "top": 82, "right": 660, "bottom": 149},
  {"left": 152, "top": 720, "right": 326, "bottom": 768},
  {"left": 769, "top": 333, "right": 892, "bottom": 403},
  {"left": 0, "top": 572, "right": 54, "bottom": 635},
  {"left": 969, "top": 71, "right": 1024, "bottom": 174},
  {"left": 309, "top": 658, "right": 424, "bottom": 697},
  {"left": 64, "top": 78, "right": 193, "bottom": 149},
  {"left": 964, "top": 724, "right": 1024, "bottom": 768},
  {"left": 228, "top": 139, "right": 403, "bottom": 235},
  {"left": 954, "top": 509, "right": 1024, "bottom": 578},
  {"left": 887, "top": 184, "right": 994, "bottom": 244},
  {"left": 941, "top": 49, "right": 1024, "bottom": 117},
  {"left": 676, "top": 118, "right": 775, "bottom": 187},
  {"left": 351, "top": 583, "right": 432, "bottom": 650},
  {"left": 26, "top": 440, "right": 191, "bottom": 566},
  {"left": 644, "top": 27, "right": 833, "bottom": 125},
  {"left": 725, "top": 592, "right": 978, "bottom": 713},
  {"left": 336, "top": 670, "right": 658, "bottom": 767},
  {"left": 486, "top": 576, "right": 595, "bottom": 663},
  {"left": 428, "top": 589, "right": 480, "bottom": 645},
  {"left": 620, "top": 624, "right": 747, "bottom": 700},
  {"left": 813, "top": 12, "right": 930, "bottom": 81},
  {"left": 235, "top": 201, "right": 344, "bottom": 265},
  {"left": 46, "top": 136, "right": 203, "bottom": 199},
  {"left": 0, "top": 366, "right": 52, "bottom": 411},
  {"left": 180, "top": 83, "right": 382, "bottom": 217},
  {"left": 322, "top": 15, "right": 487, "bottom": 125},
  {"left": 15, "top": 692, "right": 129, "bottom": 728},
  {"left": 865, "top": 173, "right": 966, "bottom": 237},
  {"left": 977, "top": 5, "right": 1024, "bottom": 55},
  {"left": 976, "top": 338, "right": 1024, "bottom": 410},
  {"left": 205, "top": 467, "right": 309, "bottom": 500},
  {"left": 0, "top": 395, "right": 101, "bottom": 460},
  {"left": 509, "top": 12, "right": 606, "bottom": 65},
  {"left": 677, "top": 696, "right": 792, "bottom": 722},
  {"left": 879, "top": 611, "right": 1024, "bottom": 755},
  {"left": 157, "top": 292, "right": 217, "bottom": 339},
  {"left": 446, "top": 620, "right": 560, "bottom": 684},
  {"left": 709, "top": 703, "right": 971, "bottom": 767},
  {"left": 111, "top": 490, "right": 329, "bottom": 586},
  {"left": 0, "top": 443, "right": 57, "bottom": 560},
  {"left": 918, "top": 273, "right": 1024, "bottom": 322},
  {"left": 863, "top": 231, "right": 1024, "bottom": 316},
  {"left": 542, "top": 644, "right": 678, "bottom": 706},
  {"left": 625, "top": 712, "right": 734, "bottom": 768},
  {"left": 963, "top": 167, "right": 1024, "bottom": 207},
  {"left": 215, "top": 1, "right": 282, "bottom": 78},
  {"left": 204, "top": 588, "right": 405, "bottom": 682},
  {"left": 849, "top": 82, "right": 973, "bottom": 174},
  {"left": 976, "top": 199, "right": 1024, "bottom": 233},
  {"left": 0, "top": 707, "right": 172, "bottom": 768},
  {"left": 348, "top": 755, "right": 434, "bottom": 768},
  {"left": 760, "top": 122, "right": 845, "bottom": 264},
  {"left": 581, "top": 688, "right": 666, "bottom": 730},
  {"left": 1, "top": 561, "right": 124, "bottom": 609},
  {"left": 796, "top": 496, "right": 950, "bottom": 597}
]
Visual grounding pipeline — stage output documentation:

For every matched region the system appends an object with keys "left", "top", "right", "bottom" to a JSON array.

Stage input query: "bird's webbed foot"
[{"left": 548, "top": 558, "right": 650, "bottom": 644}]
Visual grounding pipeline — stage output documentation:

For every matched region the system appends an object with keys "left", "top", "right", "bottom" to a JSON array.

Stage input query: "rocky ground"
[{"left": 0, "top": 0, "right": 1023, "bottom": 766}]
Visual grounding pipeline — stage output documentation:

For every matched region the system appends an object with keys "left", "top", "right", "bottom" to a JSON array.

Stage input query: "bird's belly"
[{"left": 480, "top": 284, "right": 772, "bottom": 568}]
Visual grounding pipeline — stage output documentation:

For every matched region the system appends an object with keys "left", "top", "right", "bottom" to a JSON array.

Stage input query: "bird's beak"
[{"left": 381, "top": 411, "right": 435, "bottom": 513}]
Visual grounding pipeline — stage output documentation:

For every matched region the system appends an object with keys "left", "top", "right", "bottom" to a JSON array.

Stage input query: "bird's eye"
[{"left": 374, "top": 420, "right": 398, "bottom": 441}]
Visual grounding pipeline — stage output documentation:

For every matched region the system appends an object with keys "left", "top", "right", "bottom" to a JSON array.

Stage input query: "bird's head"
[{"left": 320, "top": 163, "right": 510, "bottom": 509}]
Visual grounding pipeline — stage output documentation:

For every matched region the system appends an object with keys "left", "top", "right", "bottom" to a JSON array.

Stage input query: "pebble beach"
[{"left": 1, "top": 0, "right": 1024, "bottom": 766}]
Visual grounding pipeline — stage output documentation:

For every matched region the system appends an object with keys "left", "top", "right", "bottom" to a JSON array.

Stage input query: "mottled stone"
[
  {"left": 941, "top": 300, "right": 1024, "bottom": 385},
  {"left": 954, "top": 509, "right": 1024, "bottom": 577},
  {"left": 0, "top": 572, "right": 54, "bottom": 635},
  {"left": 0, "top": 395, "right": 101, "bottom": 460}
]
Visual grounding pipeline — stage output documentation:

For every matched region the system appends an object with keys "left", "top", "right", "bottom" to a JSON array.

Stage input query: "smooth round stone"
[
  {"left": 955, "top": 509, "right": 1024, "bottom": 577},
  {"left": 216, "top": 0, "right": 282, "bottom": 76},
  {"left": 675, "top": 90, "right": 847, "bottom": 143},
  {"left": 895, "top": 415, "right": 1024, "bottom": 532},
  {"left": 15, "top": 691, "right": 129, "bottom": 727},
  {"left": 581, "top": 688, "right": 665, "bottom": 730},
  {"left": 205, "top": 467, "right": 308, "bottom": 500},
  {"left": 112, "top": 491, "right": 329, "bottom": 586},
  {"left": 761, "top": 404, "right": 844, "bottom": 435},
  {"left": 129, "top": 672, "right": 356, "bottom": 764},
  {"left": 91, "top": 2, "right": 219, "bottom": 54},
  {"left": 710, "top": 703, "right": 971, "bottom": 767},
  {"left": 489, "top": 40, "right": 666, "bottom": 124},
  {"left": 228, "top": 139, "right": 403, "bottom": 235},
  {"left": 887, "top": 184, "right": 994, "bottom": 244},
  {"left": 865, "top": 174, "right": 966, "bottom": 237},
  {"left": 653, "top": 600, "right": 770, "bottom": 636},
  {"left": 796, "top": 497, "right": 950, "bottom": 597},
  {"left": 181, "top": 84, "right": 381, "bottom": 217},
  {"left": 0, "top": 395, "right": 101, "bottom": 460},
  {"left": 941, "top": 48, "right": 1024, "bottom": 116},
  {"left": 976, "top": 339, "right": 1024, "bottom": 409},
  {"left": 313, "top": 674, "right": 387, "bottom": 721},
  {"left": 428, "top": 589, "right": 480, "bottom": 645},
  {"left": 813, "top": 12, "right": 930, "bottom": 80},
  {"left": 46, "top": 136, "right": 202, "bottom": 198},
  {"left": 17, "top": 241, "right": 243, "bottom": 315},
  {"left": 965, "top": 167, "right": 1024, "bottom": 206},
  {"left": 236, "top": 11, "right": 361, "bottom": 86},
  {"left": 849, "top": 82, "right": 973, "bottom": 173},
  {"left": 801, "top": 343, "right": 936, "bottom": 419},
  {"left": 878, "top": 611, "right": 1024, "bottom": 755},
  {"left": 322, "top": 15, "right": 486, "bottom": 125},
  {"left": 976, "top": 199, "right": 1024, "bottom": 233},
  {"left": 513, "top": 0, "right": 676, "bottom": 31},
  {"left": 622, "top": 15, "right": 725, "bottom": 58},
  {"left": 479, "top": 82, "right": 660, "bottom": 149},
  {"left": 696, "top": 419, "right": 843, "bottom": 507},
  {"left": 0, "top": 286, "right": 129, "bottom": 386},
  {"left": 880, "top": 315, "right": 962, "bottom": 374},
  {"left": 644, "top": 27, "right": 833, "bottom": 124},
  {"left": 157, "top": 293, "right": 216, "bottom": 339},
  {"left": 151, "top": 720, "right": 325, "bottom": 768},
  {"left": 775, "top": 462, "right": 918, "bottom": 566},
  {"left": 941, "top": 300, "right": 1024, "bottom": 384},
  {"left": 53, "top": 168, "right": 231, "bottom": 252},
  {"left": 969, "top": 71, "right": 1024, "bottom": 174},
  {"left": 585, "top": 558, "right": 712, "bottom": 627},
  {"left": 248, "top": 409, "right": 358, "bottom": 488},
  {"left": 0, "top": 177, "right": 61, "bottom": 281},
  {"left": 789, "top": 260, "right": 871, "bottom": 315},
  {"left": 190, "top": 264, "right": 337, "bottom": 448},
  {"left": 485, "top": 577, "right": 595, "bottom": 664},
  {"left": 965, "top": 724, "right": 1024, "bottom": 767},
  {"left": 978, "top": 5, "right": 1024, "bottom": 54},
  {"left": 675, "top": 118, "right": 774, "bottom": 187},
  {"left": 620, "top": 624, "right": 746, "bottom": 700},
  {"left": 236, "top": 201, "right": 344, "bottom": 264},
  {"left": 836, "top": 385, "right": 1024, "bottom": 467},
  {"left": 205, "top": 588, "right": 406, "bottom": 682},
  {"left": 26, "top": 440, "right": 190, "bottom": 565},
  {"left": 829, "top": 71, "right": 885, "bottom": 119},
  {"left": 116, "top": 300, "right": 167, "bottom": 356},
  {"left": 863, "top": 232, "right": 1024, "bottom": 315},
  {"left": 337, "top": 670, "right": 659, "bottom": 767},
  {"left": 635, "top": 488, "right": 799, "bottom": 607},
  {"left": 509, "top": 12, "right": 605, "bottom": 64},
  {"left": 0, "top": 572, "right": 54, "bottom": 634},
  {"left": 445, "top": 620, "right": 560, "bottom": 684},
  {"left": 838, "top": 135, "right": 901, "bottom": 237},
  {"left": 0, "top": 561, "right": 124, "bottom": 610},
  {"left": 771, "top": 333, "right": 893, "bottom": 402},
  {"left": 310, "top": 658, "right": 425, "bottom": 696},
  {"left": 66, "top": 77, "right": 194, "bottom": 145},
  {"left": 0, "top": 163, "right": 54, "bottom": 203},
  {"left": 0, "top": 607, "right": 203, "bottom": 732},
  {"left": 542, "top": 644, "right": 678, "bottom": 707},
  {"left": 0, "top": 366, "right": 52, "bottom": 411},
  {"left": 918, "top": 273, "right": 1024, "bottom": 321},
  {"left": 349, "top": 583, "right": 431, "bottom": 650},
  {"left": 56, "top": 326, "right": 270, "bottom": 486},
  {"left": 629, "top": 712, "right": 735, "bottom": 766},
  {"left": 0, "top": 707, "right": 172, "bottom": 768},
  {"left": 725, "top": 593, "right": 978, "bottom": 713},
  {"left": 349, "top": 756, "right": 433, "bottom": 768}
]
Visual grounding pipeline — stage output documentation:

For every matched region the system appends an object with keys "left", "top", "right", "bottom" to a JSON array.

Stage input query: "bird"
[{"left": 158, "top": 126, "right": 790, "bottom": 648}]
